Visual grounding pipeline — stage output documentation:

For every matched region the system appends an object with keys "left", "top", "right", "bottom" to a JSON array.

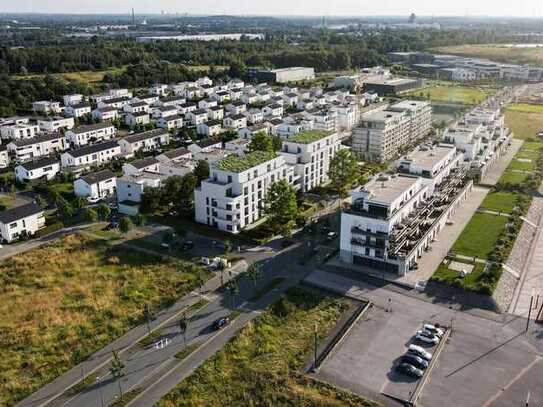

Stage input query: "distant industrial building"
[
  {"left": 252, "top": 67, "right": 315, "bottom": 84},
  {"left": 363, "top": 78, "right": 424, "bottom": 96}
]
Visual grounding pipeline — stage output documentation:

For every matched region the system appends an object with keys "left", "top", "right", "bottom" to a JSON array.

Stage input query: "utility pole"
[
  {"left": 526, "top": 391, "right": 530, "bottom": 407},
  {"left": 526, "top": 296, "right": 534, "bottom": 333},
  {"left": 313, "top": 323, "right": 318, "bottom": 371}
]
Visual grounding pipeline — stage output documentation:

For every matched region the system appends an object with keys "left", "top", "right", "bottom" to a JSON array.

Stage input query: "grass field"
[
  {"left": 508, "top": 158, "right": 536, "bottom": 172},
  {"left": 480, "top": 191, "right": 518, "bottom": 213},
  {"left": 505, "top": 104, "right": 543, "bottom": 140},
  {"left": 431, "top": 44, "right": 543, "bottom": 66},
  {"left": 452, "top": 213, "right": 508, "bottom": 259},
  {"left": 499, "top": 170, "right": 529, "bottom": 185},
  {"left": 158, "top": 288, "right": 378, "bottom": 407},
  {"left": 0, "top": 233, "right": 209, "bottom": 406},
  {"left": 431, "top": 260, "right": 502, "bottom": 295},
  {"left": 13, "top": 66, "right": 127, "bottom": 84},
  {"left": 405, "top": 85, "right": 489, "bottom": 104}
]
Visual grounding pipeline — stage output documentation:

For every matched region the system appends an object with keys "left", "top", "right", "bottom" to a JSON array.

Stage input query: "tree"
[
  {"left": 248, "top": 132, "right": 274, "bottom": 153},
  {"left": 264, "top": 180, "right": 297, "bottom": 235},
  {"left": 194, "top": 160, "right": 210, "bottom": 186},
  {"left": 110, "top": 350, "right": 125, "bottom": 400},
  {"left": 73, "top": 196, "right": 88, "bottom": 211},
  {"left": 142, "top": 303, "right": 154, "bottom": 335},
  {"left": 228, "top": 59, "right": 247, "bottom": 79},
  {"left": 96, "top": 203, "right": 111, "bottom": 221},
  {"left": 178, "top": 313, "right": 188, "bottom": 344},
  {"left": 271, "top": 135, "right": 283, "bottom": 152},
  {"left": 225, "top": 279, "right": 240, "bottom": 308},
  {"left": 83, "top": 208, "right": 98, "bottom": 223},
  {"left": 35, "top": 195, "right": 47, "bottom": 209},
  {"left": 140, "top": 187, "right": 162, "bottom": 214},
  {"left": 56, "top": 197, "right": 74, "bottom": 221},
  {"left": 328, "top": 149, "right": 359, "bottom": 197},
  {"left": 195, "top": 272, "right": 205, "bottom": 295},
  {"left": 134, "top": 213, "right": 146, "bottom": 226},
  {"left": 119, "top": 217, "right": 133, "bottom": 234},
  {"left": 246, "top": 262, "right": 262, "bottom": 287},
  {"left": 176, "top": 173, "right": 197, "bottom": 215},
  {"left": 224, "top": 239, "right": 232, "bottom": 255}
]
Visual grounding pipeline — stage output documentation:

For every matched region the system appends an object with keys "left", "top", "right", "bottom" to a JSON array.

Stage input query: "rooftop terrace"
[
  {"left": 215, "top": 150, "right": 277, "bottom": 173},
  {"left": 288, "top": 130, "right": 334, "bottom": 144}
]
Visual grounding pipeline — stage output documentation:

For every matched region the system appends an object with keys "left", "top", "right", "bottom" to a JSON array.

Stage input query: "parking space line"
[{"left": 482, "top": 356, "right": 541, "bottom": 407}]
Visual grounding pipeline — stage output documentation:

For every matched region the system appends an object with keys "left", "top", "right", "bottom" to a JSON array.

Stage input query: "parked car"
[
  {"left": 401, "top": 354, "right": 428, "bottom": 370},
  {"left": 396, "top": 363, "right": 424, "bottom": 378},
  {"left": 181, "top": 240, "right": 194, "bottom": 251},
  {"left": 423, "top": 324, "right": 445, "bottom": 338},
  {"left": 87, "top": 196, "right": 102, "bottom": 204},
  {"left": 408, "top": 344, "right": 433, "bottom": 361},
  {"left": 212, "top": 317, "right": 230, "bottom": 330},
  {"left": 326, "top": 232, "right": 338, "bottom": 241},
  {"left": 416, "top": 330, "right": 440, "bottom": 345}
]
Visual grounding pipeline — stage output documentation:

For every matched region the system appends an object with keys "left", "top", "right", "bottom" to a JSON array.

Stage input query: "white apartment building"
[
  {"left": 63, "top": 94, "right": 84, "bottom": 106},
  {"left": 64, "top": 103, "right": 92, "bottom": 118},
  {"left": 7, "top": 133, "right": 68, "bottom": 162},
  {"left": 1, "top": 121, "right": 40, "bottom": 141},
  {"left": 207, "top": 106, "right": 224, "bottom": 121},
  {"left": 0, "top": 146, "right": 9, "bottom": 168},
  {"left": 74, "top": 169, "right": 117, "bottom": 201},
  {"left": 388, "top": 100, "right": 432, "bottom": 141},
  {"left": 262, "top": 104, "right": 284, "bottom": 118},
  {"left": 122, "top": 157, "right": 161, "bottom": 176},
  {"left": 223, "top": 114, "right": 247, "bottom": 130},
  {"left": 61, "top": 140, "right": 121, "bottom": 168},
  {"left": 38, "top": 116, "right": 75, "bottom": 133},
  {"left": 186, "top": 109, "right": 209, "bottom": 126},
  {"left": 157, "top": 115, "right": 184, "bottom": 130},
  {"left": 340, "top": 170, "right": 471, "bottom": 276},
  {"left": 15, "top": 157, "right": 60, "bottom": 182},
  {"left": 152, "top": 105, "right": 178, "bottom": 119},
  {"left": 92, "top": 107, "right": 119, "bottom": 122},
  {"left": 395, "top": 144, "right": 463, "bottom": 194},
  {"left": 442, "top": 126, "right": 483, "bottom": 161},
  {"left": 123, "top": 102, "right": 150, "bottom": 115},
  {"left": 124, "top": 112, "right": 150, "bottom": 127},
  {"left": 98, "top": 96, "right": 131, "bottom": 110},
  {"left": 117, "top": 172, "right": 167, "bottom": 215},
  {"left": 279, "top": 131, "right": 340, "bottom": 192},
  {"left": 0, "top": 202, "right": 45, "bottom": 243},
  {"left": 32, "top": 101, "right": 62, "bottom": 115},
  {"left": 333, "top": 103, "right": 359, "bottom": 131},
  {"left": 194, "top": 151, "right": 298, "bottom": 233},
  {"left": 306, "top": 110, "right": 337, "bottom": 132},
  {"left": 118, "top": 129, "right": 170, "bottom": 156},
  {"left": 66, "top": 123, "right": 116, "bottom": 147},
  {"left": 197, "top": 120, "right": 222, "bottom": 137},
  {"left": 156, "top": 147, "right": 192, "bottom": 163},
  {"left": 353, "top": 100, "right": 431, "bottom": 162}
]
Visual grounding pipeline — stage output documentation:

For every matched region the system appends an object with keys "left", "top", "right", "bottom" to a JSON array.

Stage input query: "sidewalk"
[
  {"left": 0, "top": 222, "right": 105, "bottom": 262},
  {"left": 16, "top": 260, "right": 248, "bottom": 407}
]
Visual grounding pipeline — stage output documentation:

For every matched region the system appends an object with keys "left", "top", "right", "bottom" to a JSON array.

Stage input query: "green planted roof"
[
  {"left": 215, "top": 151, "right": 277, "bottom": 173},
  {"left": 288, "top": 130, "right": 334, "bottom": 144}
]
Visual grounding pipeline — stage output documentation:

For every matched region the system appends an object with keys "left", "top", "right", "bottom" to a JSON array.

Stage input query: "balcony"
[{"left": 351, "top": 226, "right": 388, "bottom": 238}]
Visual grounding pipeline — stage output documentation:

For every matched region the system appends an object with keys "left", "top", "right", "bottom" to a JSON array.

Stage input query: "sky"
[{"left": 1, "top": 0, "right": 542, "bottom": 17}]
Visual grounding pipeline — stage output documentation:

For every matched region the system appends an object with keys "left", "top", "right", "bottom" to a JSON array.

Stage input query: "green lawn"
[
  {"left": 480, "top": 191, "right": 518, "bottom": 213},
  {"left": 505, "top": 105, "right": 543, "bottom": 140},
  {"left": 0, "top": 233, "right": 209, "bottom": 406},
  {"left": 506, "top": 104, "right": 543, "bottom": 114},
  {"left": 406, "top": 85, "right": 488, "bottom": 104},
  {"left": 431, "top": 260, "right": 502, "bottom": 295},
  {"left": 498, "top": 170, "right": 529, "bottom": 185},
  {"left": 452, "top": 213, "right": 508, "bottom": 259},
  {"left": 507, "top": 159, "right": 536, "bottom": 172},
  {"left": 521, "top": 141, "right": 543, "bottom": 151},
  {"left": 158, "top": 288, "right": 378, "bottom": 407}
]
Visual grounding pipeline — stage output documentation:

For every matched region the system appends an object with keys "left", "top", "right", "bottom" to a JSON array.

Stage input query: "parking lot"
[
  {"left": 315, "top": 300, "right": 443, "bottom": 405},
  {"left": 306, "top": 269, "right": 543, "bottom": 407}
]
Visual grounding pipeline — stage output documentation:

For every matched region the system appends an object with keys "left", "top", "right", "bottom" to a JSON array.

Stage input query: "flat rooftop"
[
  {"left": 361, "top": 109, "right": 405, "bottom": 122},
  {"left": 365, "top": 78, "right": 419, "bottom": 86},
  {"left": 390, "top": 99, "right": 430, "bottom": 110},
  {"left": 363, "top": 174, "right": 420, "bottom": 205},
  {"left": 401, "top": 145, "right": 455, "bottom": 169}
]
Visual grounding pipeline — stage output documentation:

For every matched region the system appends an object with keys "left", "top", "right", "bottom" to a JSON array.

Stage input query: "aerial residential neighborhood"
[{"left": 1, "top": 7, "right": 543, "bottom": 407}]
